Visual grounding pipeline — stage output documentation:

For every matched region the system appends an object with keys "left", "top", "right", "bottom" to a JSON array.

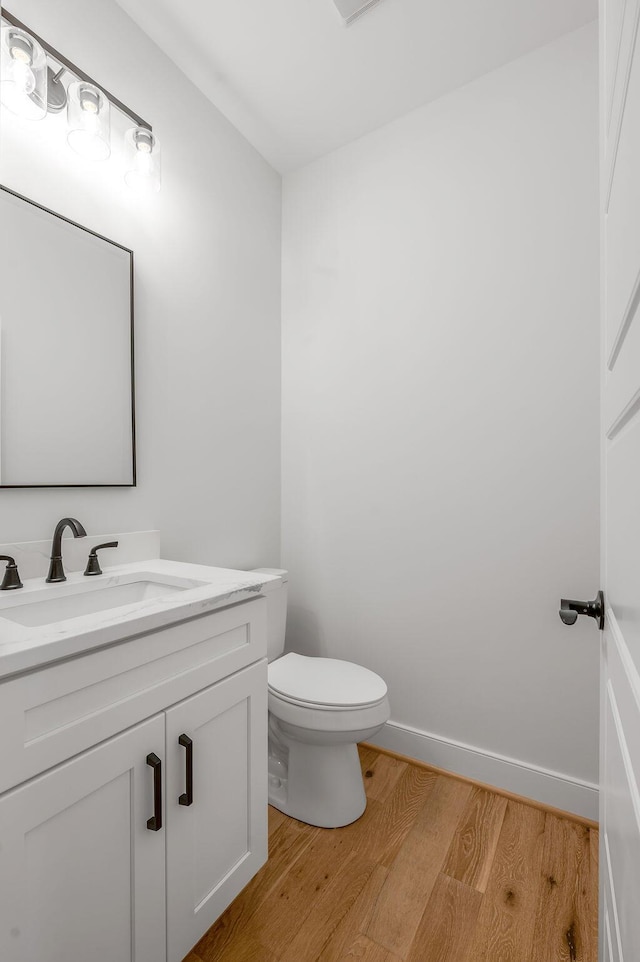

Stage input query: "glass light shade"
[
  {"left": 124, "top": 126, "right": 161, "bottom": 193},
  {"left": 0, "top": 26, "right": 47, "bottom": 120},
  {"left": 67, "top": 81, "right": 111, "bottom": 160}
]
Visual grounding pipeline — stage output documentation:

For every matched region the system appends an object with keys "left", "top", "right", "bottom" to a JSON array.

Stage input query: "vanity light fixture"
[{"left": 0, "top": 8, "right": 161, "bottom": 191}]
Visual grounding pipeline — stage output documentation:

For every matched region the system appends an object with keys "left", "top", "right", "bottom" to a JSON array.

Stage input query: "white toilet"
[{"left": 254, "top": 568, "right": 390, "bottom": 828}]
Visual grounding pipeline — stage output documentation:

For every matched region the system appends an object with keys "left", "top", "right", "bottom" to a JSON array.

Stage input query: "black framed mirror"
[{"left": 0, "top": 183, "right": 135, "bottom": 486}]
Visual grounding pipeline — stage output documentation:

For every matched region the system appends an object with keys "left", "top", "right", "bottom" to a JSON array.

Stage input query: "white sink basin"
[
  {"left": 0, "top": 558, "right": 281, "bottom": 679},
  {"left": 1, "top": 579, "right": 193, "bottom": 628}
]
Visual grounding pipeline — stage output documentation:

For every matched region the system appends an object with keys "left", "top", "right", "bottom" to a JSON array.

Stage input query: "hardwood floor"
[{"left": 188, "top": 747, "right": 598, "bottom": 962}]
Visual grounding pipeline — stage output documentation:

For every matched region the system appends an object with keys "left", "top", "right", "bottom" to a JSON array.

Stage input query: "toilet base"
[{"left": 268, "top": 736, "right": 367, "bottom": 828}]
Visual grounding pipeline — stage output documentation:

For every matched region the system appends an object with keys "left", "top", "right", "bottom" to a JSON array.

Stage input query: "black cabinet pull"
[
  {"left": 146, "top": 753, "right": 162, "bottom": 831},
  {"left": 178, "top": 734, "right": 193, "bottom": 806}
]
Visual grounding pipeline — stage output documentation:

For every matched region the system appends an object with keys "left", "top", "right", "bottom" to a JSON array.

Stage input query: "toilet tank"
[{"left": 253, "top": 568, "right": 289, "bottom": 662}]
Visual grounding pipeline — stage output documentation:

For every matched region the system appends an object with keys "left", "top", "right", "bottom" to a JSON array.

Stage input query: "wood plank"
[
  {"left": 336, "top": 934, "right": 403, "bottom": 961},
  {"left": 361, "top": 742, "right": 599, "bottom": 829},
  {"left": 358, "top": 744, "right": 380, "bottom": 774},
  {"left": 210, "top": 935, "right": 279, "bottom": 962},
  {"left": 268, "top": 803, "right": 287, "bottom": 837},
  {"left": 582, "top": 827, "right": 599, "bottom": 960},
  {"left": 529, "top": 814, "right": 597, "bottom": 962},
  {"left": 194, "top": 815, "right": 319, "bottom": 961},
  {"left": 365, "top": 775, "right": 473, "bottom": 957},
  {"left": 575, "top": 824, "right": 599, "bottom": 962},
  {"left": 405, "top": 873, "right": 482, "bottom": 962},
  {"left": 239, "top": 818, "right": 379, "bottom": 957},
  {"left": 279, "top": 853, "right": 377, "bottom": 962},
  {"left": 466, "top": 800, "right": 546, "bottom": 962},
  {"left": 590, "top": 823, "right": 599, "bottom": 874},
  {"left": 442, "top": 787, "right": 508, "bottom": 892},
  {"left": 361, "top": 752, "right": 408, "bottom": 803},
  {"left": 353, "top": 764, "right": 438, "bottom": 868},
  {"left": 317, "top": 865, "right": 389, "bottom": 962}
]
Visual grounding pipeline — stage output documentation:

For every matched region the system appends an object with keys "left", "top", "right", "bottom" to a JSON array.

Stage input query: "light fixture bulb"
[
  {"left": 124, "top": 126, "right": 161, "bottom": 193},
  {"left": 134, "top": 129, "right": 153, "bottom": 153},
  {"left": 67, "top": 80, "right": 110, "bottom": 160},
  {"left": 9, "top": 37, "right": 33, "bottom": 65},
  {"left": 79, "top": 84, "right": 100, "bottom": 114}
]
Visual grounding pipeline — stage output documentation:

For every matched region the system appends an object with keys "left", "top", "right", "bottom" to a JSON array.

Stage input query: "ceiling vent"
[{"left": 333, "top": 0, "right": 386, "bottom": 26}]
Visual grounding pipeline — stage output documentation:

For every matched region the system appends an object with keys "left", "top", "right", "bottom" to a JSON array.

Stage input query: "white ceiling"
[{"left": 115, "top": 0, "right": 597, "bottom": 173}]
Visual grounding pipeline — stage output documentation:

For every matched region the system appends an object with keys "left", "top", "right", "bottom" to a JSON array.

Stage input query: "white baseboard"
[{"left": 370, "top": 720, "right": 599, "bottom": 821}]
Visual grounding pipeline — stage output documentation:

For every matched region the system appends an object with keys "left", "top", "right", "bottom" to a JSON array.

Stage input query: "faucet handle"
[
  {"left": 84, "top": 542, "right": 119, "bottom": 577},
  {"left": 0, "top": 555, "right": 23, "bottom": 590}
]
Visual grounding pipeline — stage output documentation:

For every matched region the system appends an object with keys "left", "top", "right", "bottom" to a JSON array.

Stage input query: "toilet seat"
[
  {"left": 269, "top": 688, "right": 391, "bottom": 735},
  {"left": 268, "top": 653, "right": 387, "bottom": 710}
]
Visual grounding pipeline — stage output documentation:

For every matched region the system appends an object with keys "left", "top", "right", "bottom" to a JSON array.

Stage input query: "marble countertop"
[{"left": 0, "top": 559, "right": 281, "bottom": 680}]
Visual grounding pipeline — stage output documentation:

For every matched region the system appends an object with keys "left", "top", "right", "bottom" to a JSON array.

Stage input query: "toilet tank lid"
[
  {"left": 268, "top": 653, "right": 387, "bottom": 708},
  {"left": 253, "top": 567, "right": 289, "bottom": 583}
]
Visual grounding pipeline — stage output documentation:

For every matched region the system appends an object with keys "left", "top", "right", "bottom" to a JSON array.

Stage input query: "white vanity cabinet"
[{"left": 0, "top": 596, "right": 269, "bottom": 962}]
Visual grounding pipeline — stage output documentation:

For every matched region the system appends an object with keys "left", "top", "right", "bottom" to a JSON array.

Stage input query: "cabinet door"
[
  {"left": 165, "top": 660, "right": 268, "bottom": 962},
  {"left": 0, "top": 715, "right": 166, "bottom": 962}
]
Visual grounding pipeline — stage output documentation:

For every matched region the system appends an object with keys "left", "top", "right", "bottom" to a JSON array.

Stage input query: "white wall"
[
  {"left": 0, "top": 0, "right": 281, "bottom": 568},
  {"left": 282, "top": 24, "right": 600, "bottom": 811}
]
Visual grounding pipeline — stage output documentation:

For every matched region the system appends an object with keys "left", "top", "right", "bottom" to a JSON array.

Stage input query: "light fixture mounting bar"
[{"left": 1, "top": 7, "right": 152, "bottom": 130}]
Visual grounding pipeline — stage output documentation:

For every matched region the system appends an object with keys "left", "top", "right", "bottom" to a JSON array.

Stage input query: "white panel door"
[
  {"left": 165, "top": 660, "right": 268, "bottom": 962},
  {"left": 600, "top": 0, "right": 640, "bottom": 958},
  {"left": 0, "top": 714, "right": 166, "bottom": 962}
]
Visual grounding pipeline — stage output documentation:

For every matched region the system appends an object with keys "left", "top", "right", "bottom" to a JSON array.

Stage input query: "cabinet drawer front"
[{"left": 0, "top": 598, "right": 266, "bottom": 794}]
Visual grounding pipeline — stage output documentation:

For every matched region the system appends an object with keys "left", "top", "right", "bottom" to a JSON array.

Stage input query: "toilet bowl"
[{"left": 253, "top": 569, "right": 390, "bottom": 828}]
